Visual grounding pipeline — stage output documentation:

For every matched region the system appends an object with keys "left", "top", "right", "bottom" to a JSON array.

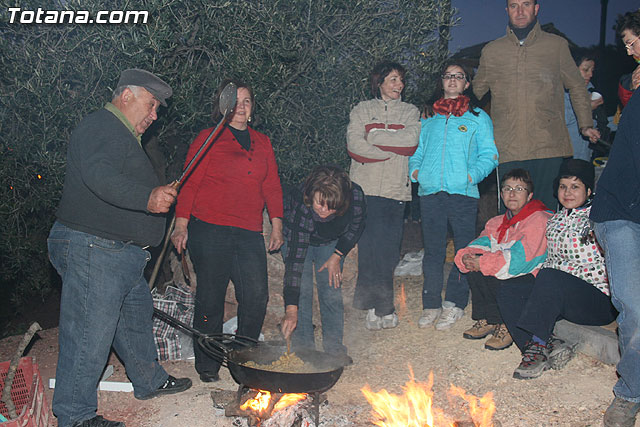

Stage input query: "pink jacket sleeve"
[
  {"left": 454, "top": 216, "right": 501, "bottom": 273},
  {"left": 455, "top": 212, "right": 551, "bottom": 279}
]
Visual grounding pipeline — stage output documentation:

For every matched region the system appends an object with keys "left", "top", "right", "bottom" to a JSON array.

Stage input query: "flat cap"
[{"left": 117, "top": 68, "right": 172, "bottom": 106}]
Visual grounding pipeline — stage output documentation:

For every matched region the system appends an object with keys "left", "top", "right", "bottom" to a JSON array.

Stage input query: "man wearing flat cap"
[{"left": 47, "top": 69, "right": 191, "bottom": 427}]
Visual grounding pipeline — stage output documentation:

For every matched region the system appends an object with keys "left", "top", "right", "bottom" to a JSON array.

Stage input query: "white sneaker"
[
  {"left": 365, "top": 309, "right": 382, "bottom": 330},
  {"left": 418, "top": 308, "right": 442, "bottom": 328},
  {"left": 381, "top": 313, "right": 399, "bottom": 329},
  {"left": 434, "top": 301, "right": 464, "bottom": 330}
]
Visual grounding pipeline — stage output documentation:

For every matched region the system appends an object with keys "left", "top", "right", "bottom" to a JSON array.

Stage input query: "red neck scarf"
[
  {"left": 496, "top": 199, "right": 548, "bottom": 243},
  {"left": 432, "top": 95, "right": 470, "bottom": 117}
]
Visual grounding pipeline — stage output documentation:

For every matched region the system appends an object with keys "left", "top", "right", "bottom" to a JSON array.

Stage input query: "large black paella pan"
[{"left": 153, "top": 308, "right": 352, "bottom": 394}]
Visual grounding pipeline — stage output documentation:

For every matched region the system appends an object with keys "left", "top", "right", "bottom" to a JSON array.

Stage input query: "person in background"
[
  {"left": 617, "top": 10, "right": 640, "bottom": 110},
  {"left": 503, "top": 159, "right": 616, "bottom": 380},
  {"left": 280, "top": 165, "right": 366, "bottom": 356},
  {"left": 348, "top": 60, "right": 420, "bottom": 330},
  {"left": 48, "top": 69, "right": 192, "bottom": 427},
  {"left": 409, "top": 61, "right": 498, "bottom": 331},
  {"left": 171, "top": 79, "right": 284, "bottom": 383},
  {"left": 591, "top": 23, "right": 640, "bottom": 423},
  {"left": 564, "top": 52, "right": 610, "bottom": 161},
  {"left": 454, "top": 169, "right": 551, "bottom": 351},
  {"left": 473, "top": 0, "right": 599, "bottom": 211}
]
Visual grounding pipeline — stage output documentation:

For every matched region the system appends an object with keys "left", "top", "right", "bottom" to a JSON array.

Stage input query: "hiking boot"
[
  {"left": 72, "top": 415, "right": 125, "bottom": 427},
  {"left": 513, "top": 340, "right": 549, "bottom": 380},
  {"left": 434, "top": 302, "right": 464, "bottom": 330},
  {"left": 365, "top": 309, "right": 382, "bottom": 330},
  {"left": 603, "top": 396, "right": 640, "bottom": 427},
  {"left": 547, "top": 336, "right": 577, "bottom": 370},
  {"left": 381, "top": 313, "right": 399, "bottom": 329},
  {"left": 137, "top": 375, "right": 192, "bottom": 400},
  {"left": 463, "top": 319, "right": 495, "bottom": 340},
  {"left": 484, "top": 323, "right": 513, "bottom": 350},
  {"left": 418, "top": 308, "right": 442, "bottom": 328}
]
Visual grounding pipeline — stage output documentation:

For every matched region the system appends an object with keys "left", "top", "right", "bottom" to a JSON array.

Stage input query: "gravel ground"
[
  {"left": 0, "top": 222, "right": 629, "bottom": 426},
  {"left": 1, "top": 271, "right": 627, "bottom": 427}
]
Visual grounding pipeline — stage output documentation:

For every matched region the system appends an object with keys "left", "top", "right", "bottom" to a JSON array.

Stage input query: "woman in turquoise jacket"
[{"left": 409, "top": 61, "right": 498, "bottom": 331}]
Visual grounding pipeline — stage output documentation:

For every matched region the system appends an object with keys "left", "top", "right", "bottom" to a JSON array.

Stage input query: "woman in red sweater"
[{"left": 171, "top": 79, "right": 284, "bottom": 382}]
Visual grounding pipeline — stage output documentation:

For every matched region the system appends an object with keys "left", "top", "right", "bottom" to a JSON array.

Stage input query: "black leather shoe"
[
  {"left": 199, "top": 371, "right": 220, "bottom": 382},
  {"left": 137, "top": 375, "right": 192, "bottom": 400},
  {"left": 71, "top": 415, "right": 125, "bottom": 427}
]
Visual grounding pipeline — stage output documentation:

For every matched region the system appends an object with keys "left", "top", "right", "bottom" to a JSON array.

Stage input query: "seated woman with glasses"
[
  {"left": 409, "top": 61, "right": 498, "bottom": 332},
  {"left": 454, "top": 168, "right": 551, "bottom": 351},
  {"left": 502, "top": 159, "right": 617, "bottom": 380}
]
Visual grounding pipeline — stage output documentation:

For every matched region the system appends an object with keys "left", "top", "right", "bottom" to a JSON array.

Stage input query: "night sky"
[{"left": 450, "top": 0, "right": 639, "bottom": 52}]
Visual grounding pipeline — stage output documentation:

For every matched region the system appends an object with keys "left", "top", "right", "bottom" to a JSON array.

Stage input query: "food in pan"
[{"left": 242, "top": 352, "right": 316, "bottom": 373}]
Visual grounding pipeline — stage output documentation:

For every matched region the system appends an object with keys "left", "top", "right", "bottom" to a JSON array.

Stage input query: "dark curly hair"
[
  {"left": 617, "top": 10, "right": 640, "bottom": 37},
  {"left": 370, "top": 61, "right": 406, "bottom": 99}
]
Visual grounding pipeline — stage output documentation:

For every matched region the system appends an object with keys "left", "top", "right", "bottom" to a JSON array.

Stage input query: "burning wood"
[
  {"left": 222, "top": 388, "right": 314, "bottom": 426},
  {"left": 273, "top": 393, "right": 307, "bottom": 411},
  {"left": 262, "top": 394, "right": 315, "bottom": 427},
  {"left": 362, "top": 368, "right": 498, "bottom": 427},
  {"left": 239, "top": 390, "right": 275, "bottom": 414}
]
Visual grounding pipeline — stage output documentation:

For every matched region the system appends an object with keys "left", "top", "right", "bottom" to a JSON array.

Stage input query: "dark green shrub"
[{"left": 0, "top": 0, "right": 454, "bottom": 326}]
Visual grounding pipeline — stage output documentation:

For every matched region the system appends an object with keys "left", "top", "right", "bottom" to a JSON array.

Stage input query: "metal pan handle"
[
  {"left": 218, "top": 334, "right": 258, "bottom": 347},
  {"left": 153, "top": 307, "right": 206, "bottom": 339},
  {"left": 197, "top": 336, "right": 229, "bottom": 365},
  {"left": 197, "top": 334, "right": 257, "bottom": 366},
  {"left": 153, "top": 308, "right": 259, "bottom": 364}
]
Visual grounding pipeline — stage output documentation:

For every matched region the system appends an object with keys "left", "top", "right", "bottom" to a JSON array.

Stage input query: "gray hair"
[{"left": 112, "top": 85, "right": 142, "bottom": 100}]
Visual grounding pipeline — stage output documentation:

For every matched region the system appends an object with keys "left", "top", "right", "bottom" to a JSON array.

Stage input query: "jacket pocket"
[{"left": 88, "top": 235, "right": 126, "bottom": 252}]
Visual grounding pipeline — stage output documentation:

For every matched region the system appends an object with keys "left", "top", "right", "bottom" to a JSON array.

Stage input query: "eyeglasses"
[
  {"left": 442, "top": 73, "right": 466, "bottom": 81},
  {"left": 625, "top": 34, "right": 640, "bottom": 52},
  {"left": 501, "top": 185, "right": 528, "bottom": 194}
]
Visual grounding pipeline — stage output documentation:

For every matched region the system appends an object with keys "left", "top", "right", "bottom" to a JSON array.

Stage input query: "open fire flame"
[
  {"left": 362, "top": 368, "right": 496, "bottom": 427},
  {"left": 274, "top": 393, "right": 308, "bottom": 412},
  {"left": 240, "top": 390, "right": 307, "bottom": 415}
]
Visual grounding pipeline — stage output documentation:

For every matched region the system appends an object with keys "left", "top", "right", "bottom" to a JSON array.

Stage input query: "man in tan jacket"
[{"left": 473, "top": 0, "right": 600, "bottom": 210}]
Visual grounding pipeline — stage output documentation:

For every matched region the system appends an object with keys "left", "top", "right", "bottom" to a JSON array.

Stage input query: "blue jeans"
[
  {"left": 595, "top": 220, "right": 640, "bottom": 402},
  {"left": 283, "top": 240, "right": 346, "bottom": 355},
  {"left": 47, "top": 222, "right": 168, "bottom": 427},
  {"left": 187, "top": 218, "right": 268, "bottom": 375},
  {"left": 420, "top": 193, "right": 477, "bottom": 309},
  {"left": 352, "top": 196, "right": 404, "bottom": 316}
]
